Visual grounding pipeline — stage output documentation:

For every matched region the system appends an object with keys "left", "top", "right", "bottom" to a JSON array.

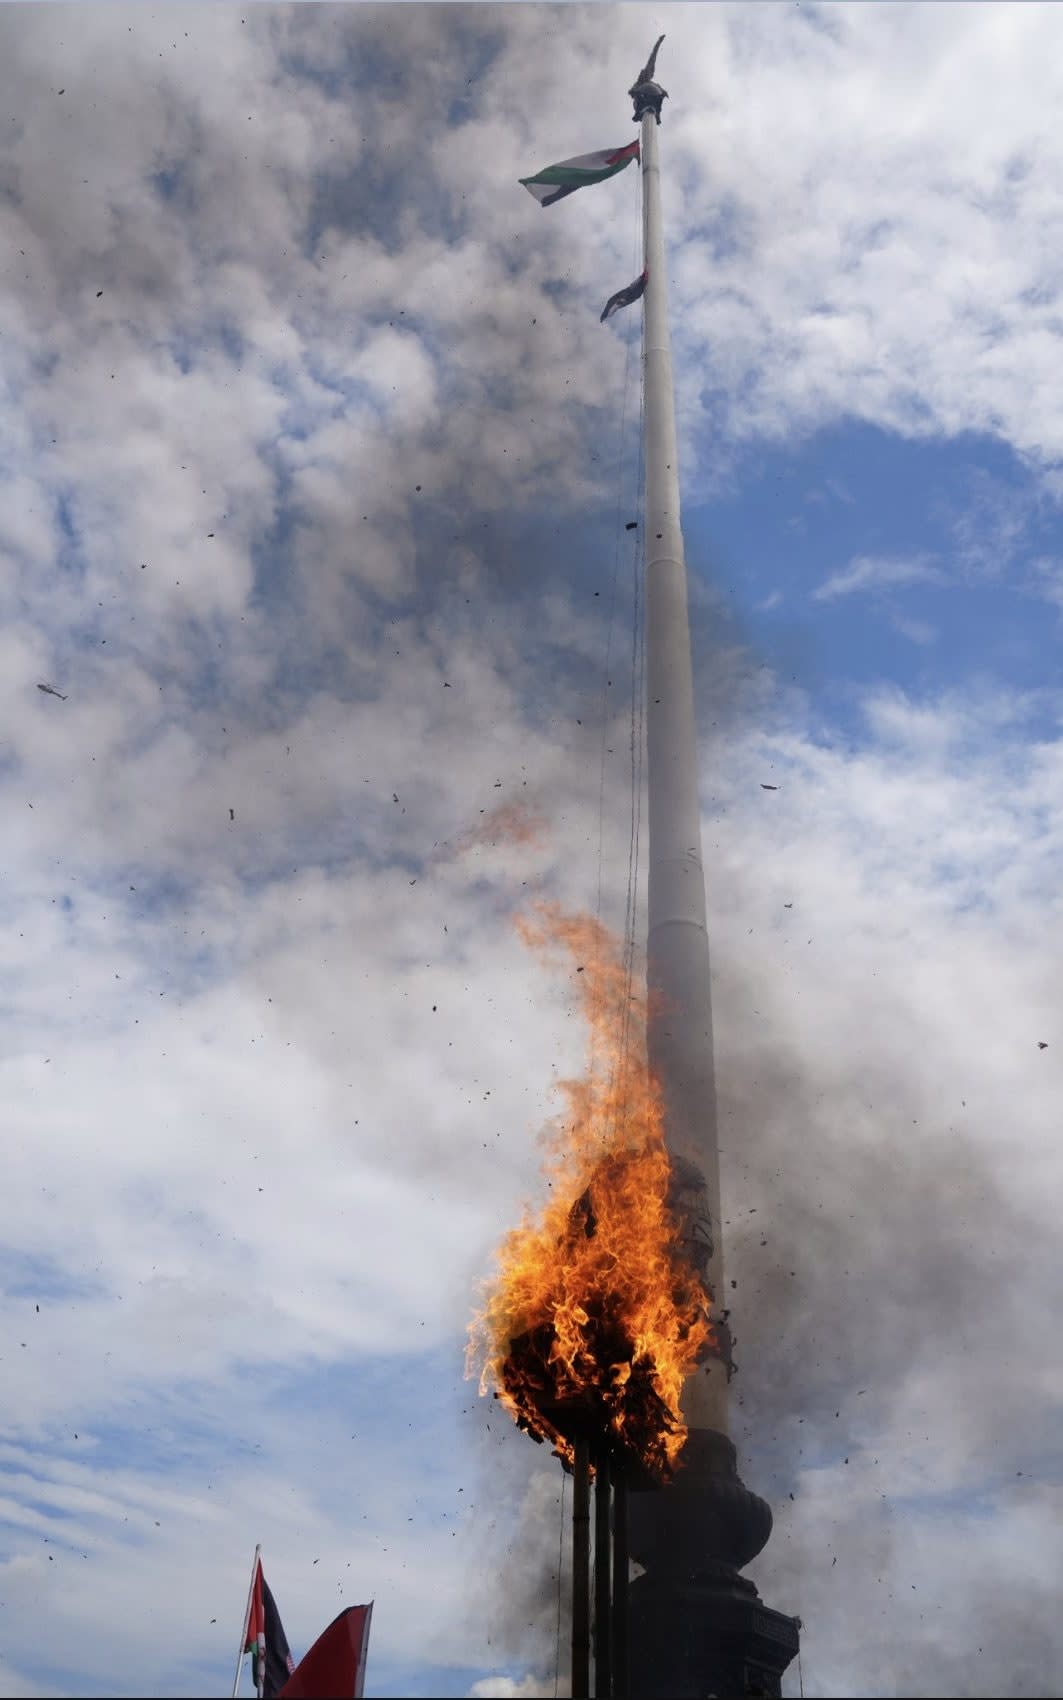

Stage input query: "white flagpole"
[
  {"left": 231, "top": 1544, "right": 261, "bottom": 1700},
  {"left": 639, "top": 54, "right": 729, "bottom": 1440}
]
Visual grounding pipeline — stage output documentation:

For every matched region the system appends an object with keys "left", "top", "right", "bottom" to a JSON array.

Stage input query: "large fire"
[{"left": 467, "top": 903, "right": 713, "bottom": 1479}]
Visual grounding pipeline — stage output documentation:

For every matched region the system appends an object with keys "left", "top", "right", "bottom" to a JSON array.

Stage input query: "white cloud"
[
  {"left": 890, "top": 610, "right": 937, "bottom": 644},
  {"left": 1027, "top": 555, "right": 1063, "bottom": 606},
  {"left": 814, "top": 553, "right": 940, "bottom": 600},
  {"left": 658, "top": 4, "right": 1063, "bottom": 469},
  {"left": 468, "top": 1677, "right": 557, "bottom": 1700}
]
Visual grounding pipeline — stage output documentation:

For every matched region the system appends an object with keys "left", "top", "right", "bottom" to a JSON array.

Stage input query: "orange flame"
[
  {"left": 467, "top": 903, "right": 713, "bottom": 1478},
  {"left": 446, "top": 800, "right": 550, "bottom": 858}
]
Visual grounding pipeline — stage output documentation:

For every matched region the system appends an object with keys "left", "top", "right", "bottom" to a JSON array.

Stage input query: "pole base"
[
  {"left": 626, "top": 1429, "right": 799, "bottom": 1698},
  {"left": 628, "top": 1573, "right": 800, "bottom": 1699}
]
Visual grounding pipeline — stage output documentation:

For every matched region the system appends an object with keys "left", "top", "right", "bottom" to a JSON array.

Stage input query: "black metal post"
[
  {"left": 612, "top": 1459, "right": 628, "bottom": 1700},
  {"left": 594, "top": 1447, "right": 612, "bottom": 1699},
  {"left": 572, "top": 1438, "right": 591, "bottom": 1700}
]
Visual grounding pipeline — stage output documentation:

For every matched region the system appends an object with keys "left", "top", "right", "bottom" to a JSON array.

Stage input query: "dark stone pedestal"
[{"left": 627, "top": 1430, "right": 800, "bottom": 1699}]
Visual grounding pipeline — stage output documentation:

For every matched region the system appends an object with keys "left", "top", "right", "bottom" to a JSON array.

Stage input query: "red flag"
[{"left": 278, "top": 1604, "right": 373, "bottom": 1700}]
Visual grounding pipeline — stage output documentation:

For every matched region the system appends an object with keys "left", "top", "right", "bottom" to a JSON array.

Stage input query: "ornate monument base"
[{"left": 627, "top": 1430, "right": 800, "bottom": 1698}]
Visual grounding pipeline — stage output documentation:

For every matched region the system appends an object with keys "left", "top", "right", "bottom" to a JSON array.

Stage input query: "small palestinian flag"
[
  {"left": 519, "top": 141, "right": 639, "bottom": 207},
  {"left": 600, "top": 269, "right": 648, "bottom": 322},
  {"left": 243, "top": 1558, "right": 295, "bottom": 1699}
]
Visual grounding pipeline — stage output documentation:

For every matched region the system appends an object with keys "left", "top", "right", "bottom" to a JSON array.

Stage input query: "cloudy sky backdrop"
[{"left": 1, "top": 3, "right": 1062, "bottom": 1696}]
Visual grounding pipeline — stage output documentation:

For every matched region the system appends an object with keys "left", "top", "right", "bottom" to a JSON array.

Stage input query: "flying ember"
[{"left": 467, "top": 903, "right": 713, "bottom": 1478}]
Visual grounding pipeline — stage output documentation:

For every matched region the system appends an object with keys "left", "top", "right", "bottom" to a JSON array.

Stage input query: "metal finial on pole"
[
  {"left": 629, "top": 34, "right": 668, "bottom": 124},
  {"left": 634, "top": 33, "right": 666, "bottom": 88}
]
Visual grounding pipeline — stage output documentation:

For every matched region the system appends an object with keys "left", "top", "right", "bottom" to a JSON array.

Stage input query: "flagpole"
[
  {"left": 625, "top": 39, "right": 801, "bottom": 1699},
  {"left": 638, "top": 53, "right": 728, "bottom": 1438},
  {"left": 232, "top": 1544, "right": 261, "bottom": 1700}
]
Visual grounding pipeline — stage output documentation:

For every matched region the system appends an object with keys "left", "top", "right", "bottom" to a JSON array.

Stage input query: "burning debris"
[
  {"left": 468, "top": 904, "right": 713, "bottom": 1480},
  {"left": 444, "top": 799, "right": 550, "bottom": 859}
]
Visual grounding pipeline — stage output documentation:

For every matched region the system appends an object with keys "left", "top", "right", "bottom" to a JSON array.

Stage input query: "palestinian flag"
[
  {"left": 244, "top": 1559, "right": 296, "bottom": 1699},
  {"left": 600, "top": 268, "right": 648, "bottom": 323},
  {"left": 519, "top": 141, "right": 639, "bottom": 207}
]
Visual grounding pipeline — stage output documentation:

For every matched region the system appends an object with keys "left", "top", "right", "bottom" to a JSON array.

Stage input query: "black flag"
[
  {"left": 600, "top": 269, "right": 648, "bottom": 323},
  {"left": 260, "top": 1574, "right": 296, "bottom": 1698}
]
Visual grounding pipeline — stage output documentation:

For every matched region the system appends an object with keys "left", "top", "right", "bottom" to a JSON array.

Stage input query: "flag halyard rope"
[
  {"left": 617, "top": 157, "right": 647, "bottom": 1122},
  {"left": 594, "top": 165, "right": 646, "bottom": 1137}
]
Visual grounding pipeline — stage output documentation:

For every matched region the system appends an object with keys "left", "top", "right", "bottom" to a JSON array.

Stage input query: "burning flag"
[
  {"left": 519, "top": 141, "right": 640, "bottom": 207},
  {"left": 468, "top": 905, "right": 713, "bottom": 1479}
]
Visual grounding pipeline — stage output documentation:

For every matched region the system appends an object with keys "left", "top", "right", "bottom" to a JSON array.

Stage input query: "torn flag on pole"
[
  {"left": 519, "top": 141, "right": 639, "bottom": 207},
  {"left": 600, "top": 269, "right": 648, "bottom": 322}
]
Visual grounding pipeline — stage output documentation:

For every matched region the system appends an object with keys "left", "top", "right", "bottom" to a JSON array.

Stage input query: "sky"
[{"left": 1, "top": 2, "right": 1062, "bottom": 1696}]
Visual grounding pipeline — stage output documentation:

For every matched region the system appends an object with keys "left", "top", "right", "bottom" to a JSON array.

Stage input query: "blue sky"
[
  {"left": 0, "top": 4, "right": 1061, "bottom": 1698},
  {"left": 698, "top": 422, "right": 1063, "bottom": 724}
]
